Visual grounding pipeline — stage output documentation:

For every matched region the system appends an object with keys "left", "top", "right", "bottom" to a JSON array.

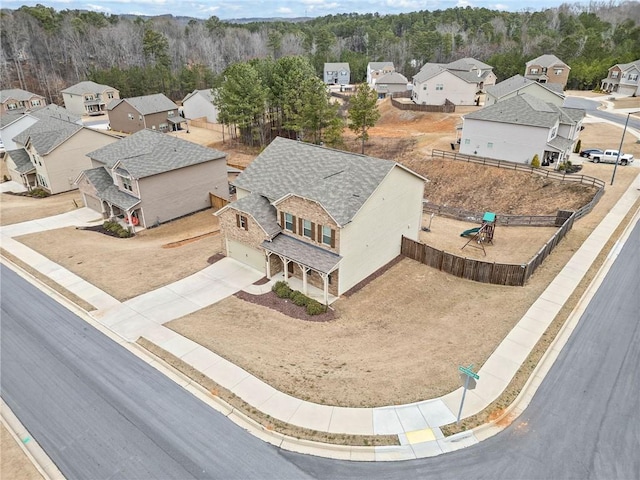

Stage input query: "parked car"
[
  {"left": 579, "top": 148, "right": 603, "bottom": 158},
  {"left": 589, "top": 149, "right": 634, "bottom": 165}
]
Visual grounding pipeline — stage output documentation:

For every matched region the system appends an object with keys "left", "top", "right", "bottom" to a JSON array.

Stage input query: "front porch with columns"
[{"left": 262, "top": 233, "right": 341, "bottom": 306}]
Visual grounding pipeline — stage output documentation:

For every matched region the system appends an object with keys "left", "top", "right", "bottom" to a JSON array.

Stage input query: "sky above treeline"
[{"left": 2, "top": 0, "right": 578, "bottom": 20}]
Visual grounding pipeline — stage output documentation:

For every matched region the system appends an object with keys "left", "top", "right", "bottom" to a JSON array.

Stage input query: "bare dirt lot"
[
  {"left": 6, "top": 94, "right": 640, "bottom": 408},
  {"left": 1, "top": 424, "right": 44, "bottom": 480}
]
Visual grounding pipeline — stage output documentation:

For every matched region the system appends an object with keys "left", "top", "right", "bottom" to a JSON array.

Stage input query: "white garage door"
[{"left": 227, "top": 239, "right": 266, "bottom": 273}]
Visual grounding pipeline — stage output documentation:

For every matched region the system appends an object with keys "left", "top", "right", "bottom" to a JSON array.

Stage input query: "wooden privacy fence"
[
  {"left": 423, "top": 203, "right": 571, "bottom": 227},
  {"left": 430, "top": 149, "right": 605, "bottom": 220},
  {"left": 391, "top": 98, "right": 455, "bottom": 113},
  {"left": 401, "top": 211, "right": 576, "bottom": 286},
  {"left": 188, "top": 118, "right": 220, "bottom": 131}
]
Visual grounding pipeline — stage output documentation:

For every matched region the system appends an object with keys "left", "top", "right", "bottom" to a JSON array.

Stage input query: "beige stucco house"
[
  {"left": 216, "top": 137, "right": 426, "bottom": 303},
  {"left": 459, "top": 93, "right": 584, "bottom": 166},
  {"left": 76, "top": 129, "right": 228, "bottom": 228},
  {"left": 524, "top": 54, "right": 570, "bottom": 89},
  {"left": 485, "top": 74, "right": 565, "bottom": 107},
  {"left": 61, "top": 81, "right": 120, "bottom": 116},
  {"left": 107, "top": 93, "right": 186, "bottom": 134},
  {"left": 412, "top": 58, "right": 496, "bottom": 106},
  {"left": 11, "top": 113, "right": 117, "bottom": 193},
  {"left": 0, "top": 89, "right": 47, "bottom": 113},
  {"left": 600, "top": 59, "right": 640, "bottom": 96}
]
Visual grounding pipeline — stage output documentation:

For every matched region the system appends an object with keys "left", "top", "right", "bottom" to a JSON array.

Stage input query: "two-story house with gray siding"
[
  {"left": 61, "top": 81, "right": 120, "bottom": 116},
  {"left": 600, "top": 59, "right": 640, "bottom": 96},
  {"left": 216, "top": 137, "right": 426, "bottom": 304},
  {"left": 459, "top": 93, "right": 584, "bottom": 166},
  {"left": 76, "top": 129, "right": 228, "bottom": 229},
  {"left": 107, "top": 93, "right": 186, "bottom": 134},
  {"left": 324, "top": 63, "right": 351, "bottom": 85}
]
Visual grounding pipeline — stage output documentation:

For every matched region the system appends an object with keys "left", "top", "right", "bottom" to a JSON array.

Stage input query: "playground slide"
[{"left": 460, "top": 227, "right": 481, "bottom": 237}]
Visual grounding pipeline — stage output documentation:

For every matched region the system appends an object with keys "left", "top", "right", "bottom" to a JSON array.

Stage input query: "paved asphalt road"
[
  {"left": 1, "top": 219, "right": 639, "bottom": 479},
  {"left": 564, "top": 96, "right": 640, "bottom": 131}
]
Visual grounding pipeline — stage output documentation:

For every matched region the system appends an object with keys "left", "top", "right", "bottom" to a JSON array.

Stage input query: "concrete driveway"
[{"left": 93, "top": 257, "right": 264, "bottom": 341}]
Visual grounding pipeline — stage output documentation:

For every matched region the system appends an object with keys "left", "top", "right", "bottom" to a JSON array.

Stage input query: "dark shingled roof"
[
  {"left": 262, "top": 234, "right": 341, "bottom": 274},
  {"left": 30, "top": 104, "right": 81, "bottom": 124},
  {"left": 376, "top": 72, "right": 408, "bottom": 85},
  {"left": 229, "top": 193, "right": 281, "bottom": 238},
  {"left": 107, "top": 93, "right": 178, "bottom": 115},
  {"left": 7, "top": 148, "right": 35, "bottom": 174},
  {"left": 12, "top": 116, "right": 82, "bottom": 154},
  {"left": 81, "top": 166, "right": 140, "bottom": 210},
  {"left": 61, "top": 81, "right": 116, "bottom": 95},
  {"left": 547, "top": 135, "right": 574, "bottom": 152},
  {"left": 486, "top": 74, "right": 565, "bottom": 100},
  {"left": 464, "top": 94, "right": 578, "bottom": 128},
  {"left": 526, "top": 54, "right": 568, "bottom": 68},
  {"left": 0, "top": 111, "right": 25, "bottom": 129},
  {"left": 87, "top": 128, "right": 226, "bottom": 178},
  {"left": 0, "top": 89, "right": 40, "bottom": 103},
  {"left": 233, "top": 137, "right": 410, "bottom": 227}
]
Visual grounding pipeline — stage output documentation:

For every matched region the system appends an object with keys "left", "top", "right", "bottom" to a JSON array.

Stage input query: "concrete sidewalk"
[{"left": 1, "top": 177, "right": 639, "bottom": 460}]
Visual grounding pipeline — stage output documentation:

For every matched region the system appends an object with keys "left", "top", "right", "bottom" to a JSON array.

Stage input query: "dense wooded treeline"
[{"left": 1, "top": 1, "right": 639, "bottom": 104}]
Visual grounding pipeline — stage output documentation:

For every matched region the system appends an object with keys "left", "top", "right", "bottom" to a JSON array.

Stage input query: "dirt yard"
[
  {"left": 0, "top": 190, "right": 83, "bottom": 226},
  {"left": 16, "top": 210, "right": 223, "bottom": 302},
  {"left": 1, "top": 425, "right": 44, "bottom": 480},
  {"left": 6, "top": 92, "right": 640, "bottom": 408}
]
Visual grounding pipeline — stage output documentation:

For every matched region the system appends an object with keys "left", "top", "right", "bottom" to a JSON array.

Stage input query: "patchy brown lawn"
[
  {"left": 16, "top": 210, "right": 223, "bottom": 302},
  {"left": 6, "top": 95, "right": 639, "bottom": 410},
  {"left": 1, "top": 425, "right": 44, "bottom": 480},
  {"left": 0, "top": 190, "right": 84, "bottom": 226}
]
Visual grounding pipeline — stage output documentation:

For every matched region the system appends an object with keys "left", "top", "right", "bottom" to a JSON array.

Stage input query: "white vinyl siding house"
[
  {"left": 181, "top": 89, "right": 218, "bottom": 123},
  {"left": 459, "top": 93, "right": 584, "bottom": 167}
]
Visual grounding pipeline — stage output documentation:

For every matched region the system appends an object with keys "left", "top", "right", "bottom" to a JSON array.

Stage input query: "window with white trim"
[
  {"left": 303, "top": 219, "right": 312, "bottom": 239},
  {"left": 487, "top": 142, "right": 493, "bottom": 148},
  {"left": 322, "top": 225, "right": 332, "bottom": 246},
  {"left": 464, "top": 139, "right": 470, "bottom": 145},
  {"left": 128, "top": 113, "right": 134, "bottom": 120},
  {"left": 611, "top": 71, "right": 619, "bottom": 78},
  {"left": 530, "top": 68, "right": 539, "bottom": 74},
  {"left": 107, "top": 92, "right": 114, "bottom": 99},
  {"left": 239, "top": 215, "right": 247, "bottom": 230},
  {"left": 436, "top": 84, "right": 443, "bottom": 90},
  {"left": 122, "top": 176, "right": 132, "bottom": 191},
  {"left": 284, "top": 213, "right": 293, "bottom": 231},
  {"left": 554, "top": 69, "right": 563, "bottom": 75},
  {"left": 629, "top": 74, "right": 639, "bottom": 81}
]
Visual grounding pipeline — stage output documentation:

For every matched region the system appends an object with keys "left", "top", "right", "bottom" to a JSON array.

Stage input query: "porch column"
[
  {"left": 284, "top": 260, "right": 289, "bottom": 281},
  {"left": 265, "top": 252, "right": 271, "bottom": 279},
  {"left": 319, "top": 272, "right": 329, "bottom": 305},
  {"left": 302, "top": 267, "right": 308, "bottom": 296}
]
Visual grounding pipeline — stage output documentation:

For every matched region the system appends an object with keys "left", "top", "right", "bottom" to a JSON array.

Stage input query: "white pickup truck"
[{"left": 589, "top": 149, "right": 634, "bottom": 165}]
